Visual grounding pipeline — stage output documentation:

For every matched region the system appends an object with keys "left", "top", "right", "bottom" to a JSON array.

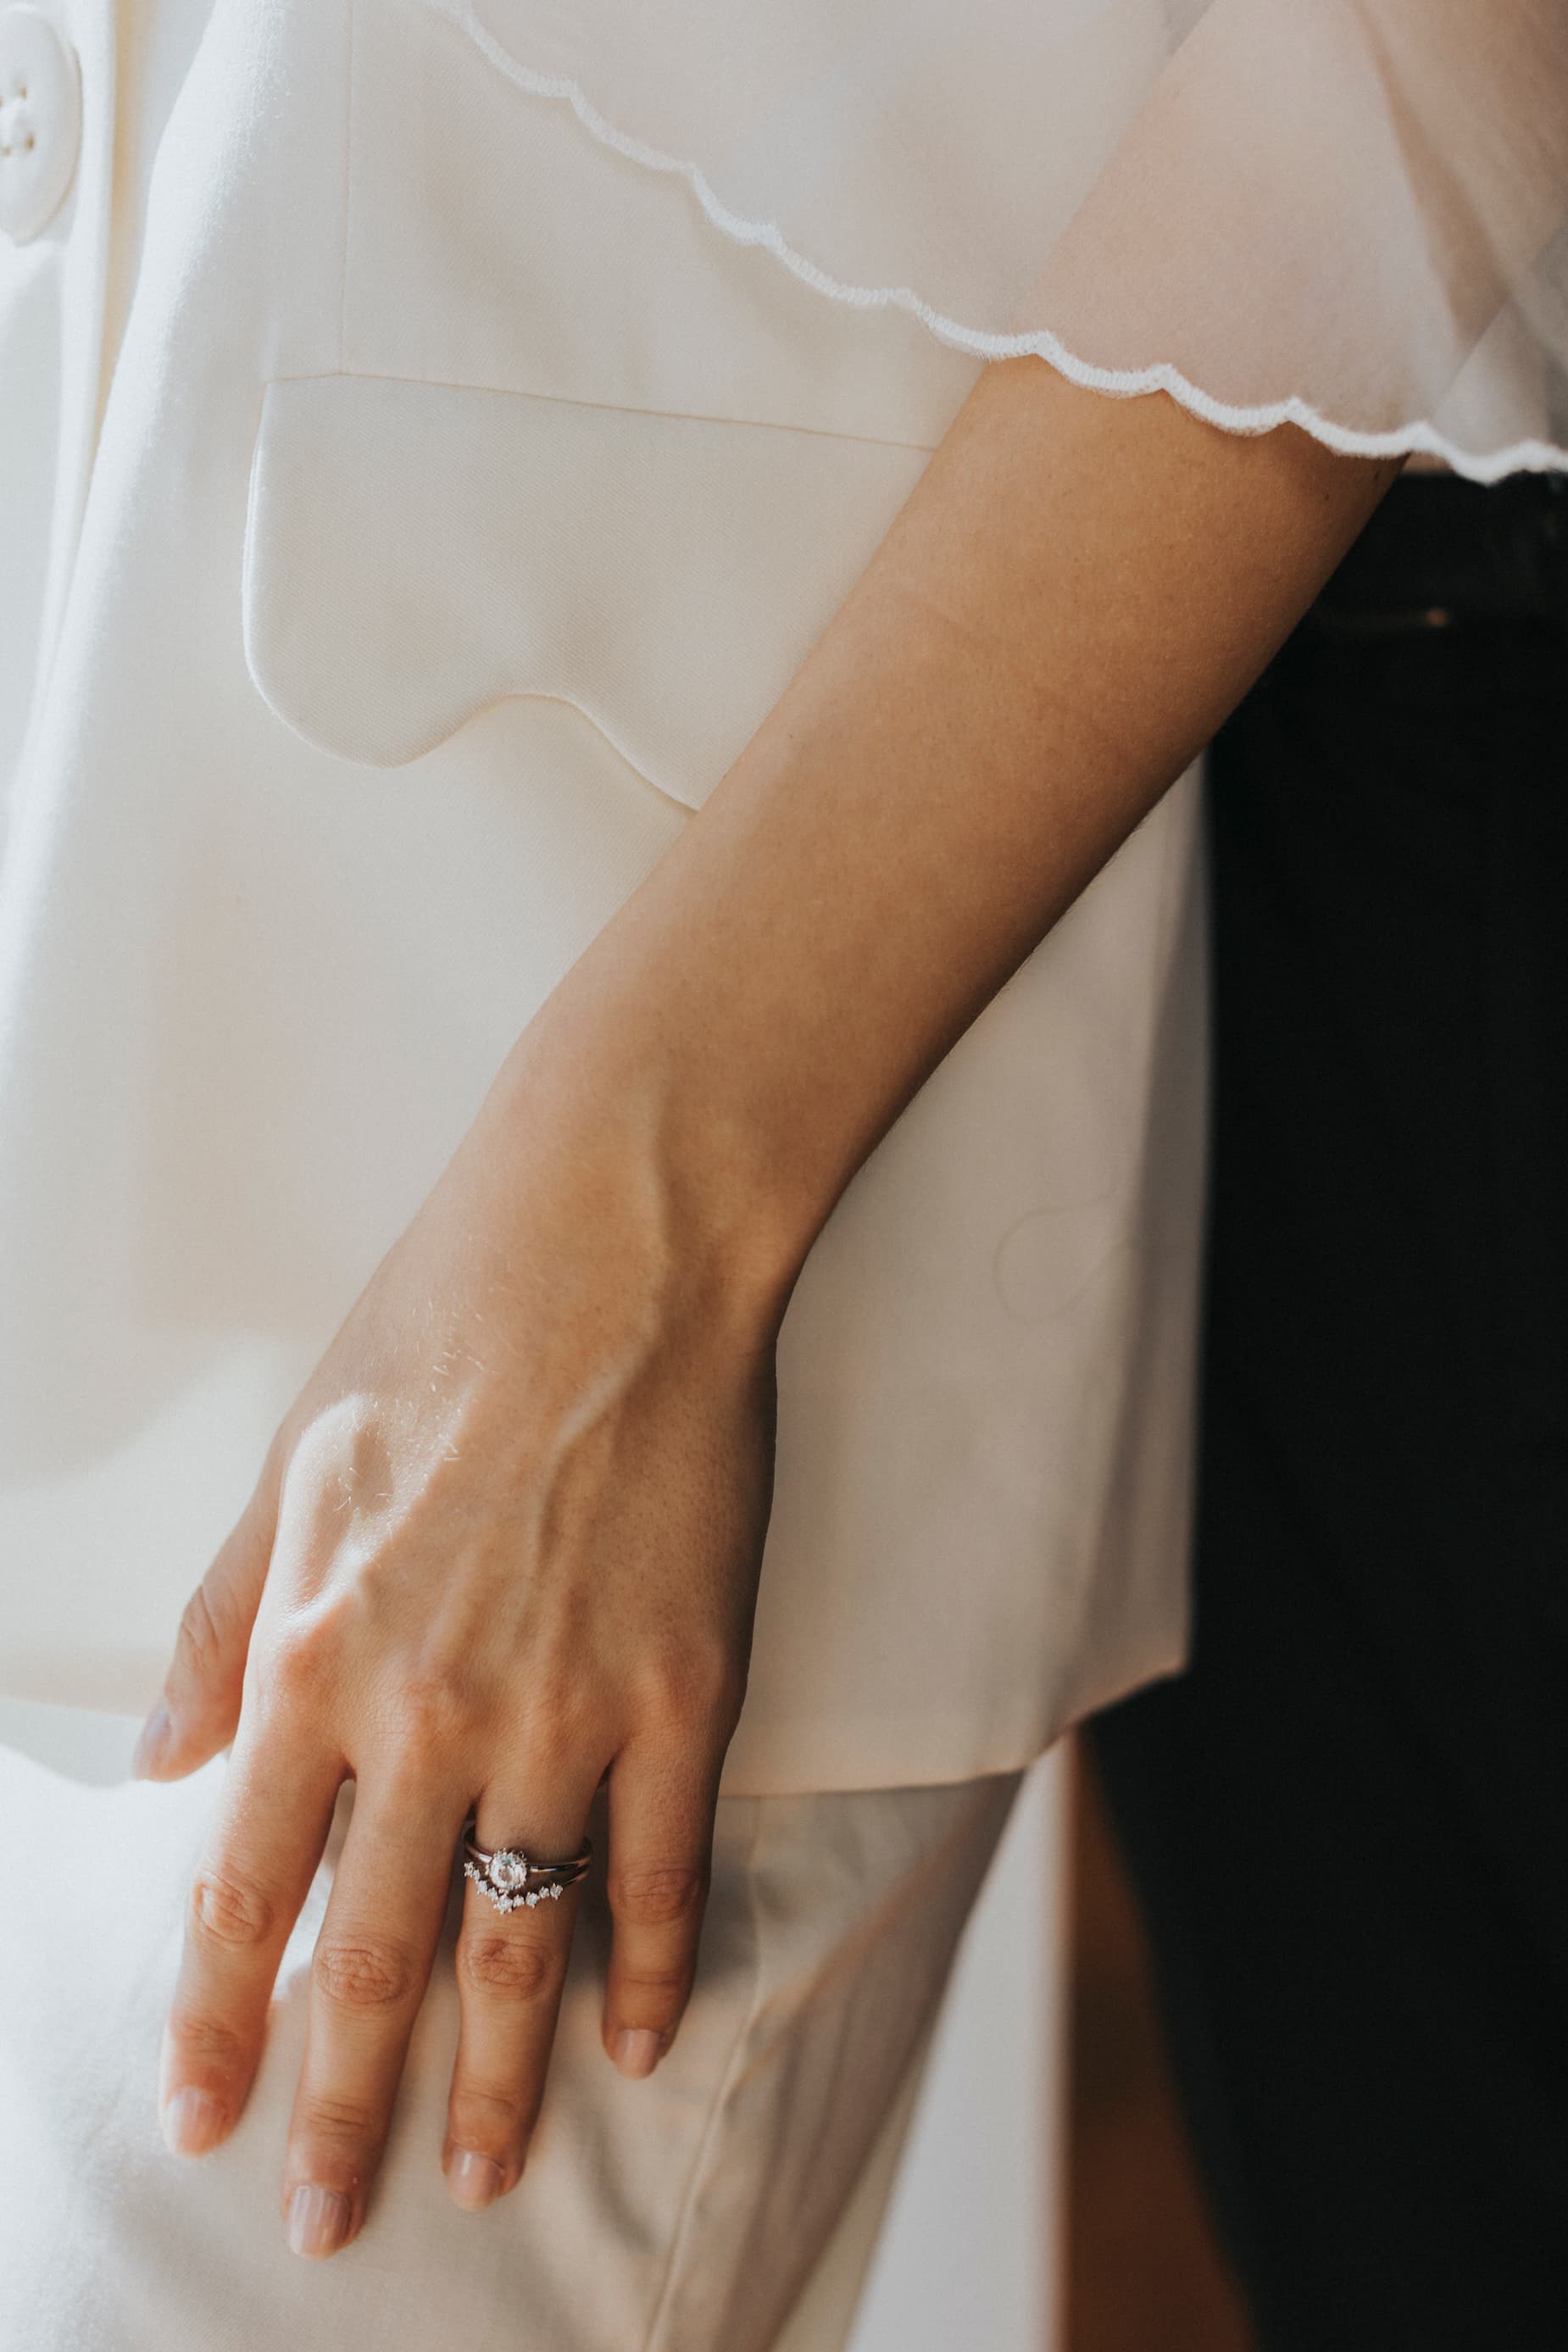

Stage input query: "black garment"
[{"left": 1090, "top": 469, "right": 1568, "bottom": 2352}]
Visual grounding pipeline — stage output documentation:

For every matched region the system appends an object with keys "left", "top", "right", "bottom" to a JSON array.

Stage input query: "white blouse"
[{"left": 1, "top": 0, "right": 1556, "bottom": 1795}]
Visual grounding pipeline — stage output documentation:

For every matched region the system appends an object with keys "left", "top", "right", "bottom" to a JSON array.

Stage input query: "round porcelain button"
[{"left": 0, "top": 7, "right": 81, "bottom": 246}]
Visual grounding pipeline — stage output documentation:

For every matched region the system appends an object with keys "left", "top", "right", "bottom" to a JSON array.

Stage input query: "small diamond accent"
[{"left": 464, "top": 1848, "right": 575, "bottom": 1915}]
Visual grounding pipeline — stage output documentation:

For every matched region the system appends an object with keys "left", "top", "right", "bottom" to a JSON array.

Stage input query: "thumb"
[{"left": 133, "top": 1462, "right": 281, "bottom": 1781}]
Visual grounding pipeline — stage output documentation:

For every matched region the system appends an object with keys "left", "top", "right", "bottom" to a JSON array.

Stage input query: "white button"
[{"left": 0, "top": 7, "right": 81, "bottom": 246}]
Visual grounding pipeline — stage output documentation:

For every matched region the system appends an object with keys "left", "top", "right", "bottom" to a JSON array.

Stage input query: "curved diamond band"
[{"left": 460, "top": 1818, "right": 594, "bottom": 1915}]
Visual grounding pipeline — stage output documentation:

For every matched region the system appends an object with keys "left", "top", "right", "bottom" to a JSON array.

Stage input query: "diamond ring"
[{"left": 460, "top": 1817, "right": 593, "bottom": 1916}]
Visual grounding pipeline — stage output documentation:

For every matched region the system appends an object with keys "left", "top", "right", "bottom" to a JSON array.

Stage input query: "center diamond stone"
[{"left": 489, "top": 1849, "right": 529, "bottom": 1894}]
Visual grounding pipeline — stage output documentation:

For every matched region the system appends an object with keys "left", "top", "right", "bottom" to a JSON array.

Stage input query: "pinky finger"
[{"left": 602, "top": 1742, "right": 718, "bottom": 2081}]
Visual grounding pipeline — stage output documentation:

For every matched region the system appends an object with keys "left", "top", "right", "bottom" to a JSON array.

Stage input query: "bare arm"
[
  {"left": 140, "top": 362, "right": 1399, "bottom": 2255},
  {"left": 509, "top": 359, "right": 1401, "bottom": 1313}
]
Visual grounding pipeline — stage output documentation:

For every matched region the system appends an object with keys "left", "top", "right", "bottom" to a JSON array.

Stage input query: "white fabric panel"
[
  {"left": 0, "top": 0, "right": 1208, "bottom": 1795},
  {"left": 848, "top": 1754, "right": 1066, "bottom": 2352},
  {"left": 242, "top": 375, "right": 934, "bottom": 792}
]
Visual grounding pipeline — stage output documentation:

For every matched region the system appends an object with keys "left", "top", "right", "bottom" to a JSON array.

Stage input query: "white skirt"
[{"left": 0, "top": 1700, "right": 1021, "bottom": 2350}]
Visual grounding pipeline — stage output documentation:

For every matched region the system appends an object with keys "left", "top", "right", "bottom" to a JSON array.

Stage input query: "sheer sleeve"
[{"left": 435, "top": 0, "right": 1568, "bottom": 479}]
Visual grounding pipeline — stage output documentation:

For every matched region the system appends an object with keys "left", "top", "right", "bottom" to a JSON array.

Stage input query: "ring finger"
[{"left": 444, "top": 1770, "right": 601, "bottom": 2210}]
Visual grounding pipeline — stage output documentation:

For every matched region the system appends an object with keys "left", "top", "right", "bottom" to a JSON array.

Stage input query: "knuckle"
[
  {"left": 637, "top": 1640, "right": 742, "bottom": 1732},
  {"left": 459, "top": 1932, "right": 559, "bottom": 2004},
  {"left": 611, "top": 1862, "right": 706, "bottom": 1931},
  {"left": 509, "top": 1653, "right": 591, "bottom": 1750},
  {"left": 448, "top": 2082, "right": 529, "bottom": 2142},
  {"left": 258, "top": 1620, "right": 337, "bottom": 1710},
  {"left": 190, "top": 1865, "right": 275, "bottom": 1949},
  {"left": 167, "top": 2006, "right": 248, "bottom": 2075},
  {"left": 614, "top": 1966, "right": 690, "bottom": 2011},
  {"left": 295, "top": 2091, "right": 377, "bottom": 2150},
  {"left": 391, "top": 1671, "right": 468, "bottom": 1762},
  {"left": 446, "top": 2098, "right": 533, "bottom": 2154},
  {"left": 312, "top": 1936, "right": 416, "bottom": 2015}
]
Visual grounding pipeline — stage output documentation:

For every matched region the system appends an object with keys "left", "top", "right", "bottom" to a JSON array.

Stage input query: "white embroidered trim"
[{"left": 428, "top": 0, "right": 1568, "bottom": 487}]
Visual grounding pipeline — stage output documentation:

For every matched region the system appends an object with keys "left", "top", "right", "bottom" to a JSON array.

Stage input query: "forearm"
[{"left": 492, "top": 359, "right": 1401, "bottom": 1328}]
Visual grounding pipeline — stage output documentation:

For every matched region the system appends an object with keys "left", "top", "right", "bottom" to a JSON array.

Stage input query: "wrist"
[{"left": 483, "top": 1001, "right": 815, "bottom": 1355}]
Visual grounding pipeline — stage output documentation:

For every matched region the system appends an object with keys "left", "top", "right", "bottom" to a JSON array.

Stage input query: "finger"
[
  {"left": 601, "top": 1738, "right": 719, "bottom": 2081},
  {"left": 283, "top": 1771, "right": 469, "bottom": 2258},
  {"left": 135, "top": 1443, "right": 285, "bottom": 1780},
  {"left": 159, "top": 1705, "right": 343, "bottom": 2160},
  {"left": 444, "top": 1770, "right": 601, "bottom": 2211}
]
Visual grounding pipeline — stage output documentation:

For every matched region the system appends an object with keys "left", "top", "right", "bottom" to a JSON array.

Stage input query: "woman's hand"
[
  {"left": 133, "top": 1038, "right": 781, "bottom": 2257},
  {"left": 131, "top": 356, "right": 1400, "bottom": 2264}
]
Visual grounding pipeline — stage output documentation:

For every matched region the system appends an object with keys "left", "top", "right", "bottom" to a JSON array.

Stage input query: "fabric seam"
[{"left": 259, "top": 364, "right": 942, "bottom": 458}]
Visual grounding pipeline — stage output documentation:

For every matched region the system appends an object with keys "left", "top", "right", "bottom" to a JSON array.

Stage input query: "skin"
[{"left": 134, "top": 354, "right": 1402, "bottom": 2257}]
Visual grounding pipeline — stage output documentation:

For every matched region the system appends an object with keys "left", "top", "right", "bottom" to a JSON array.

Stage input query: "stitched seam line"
[
  {"left": 260, "top": 365, "right": 941, "bottom": 457},
  {"left": 638, "top": 1794, "right": 770, "bottom": 2352}
]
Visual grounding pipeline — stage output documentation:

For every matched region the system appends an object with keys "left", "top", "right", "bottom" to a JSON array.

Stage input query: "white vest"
[{"left": 0, "top": 0, "right": 1206, "bottom": 1793}]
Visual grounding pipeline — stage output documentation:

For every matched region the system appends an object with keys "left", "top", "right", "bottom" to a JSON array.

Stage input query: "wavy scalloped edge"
[{"left": 431, "top": 0, "right": 1568, "bottom": 487}]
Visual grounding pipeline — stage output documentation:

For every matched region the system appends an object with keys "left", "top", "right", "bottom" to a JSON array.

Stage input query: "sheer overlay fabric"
[{"left": 436, "top": 0, "right": 1568, "bottom": 479}]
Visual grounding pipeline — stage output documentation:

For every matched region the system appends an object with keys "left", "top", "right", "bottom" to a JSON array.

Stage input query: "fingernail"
[
  {"left": 612, "top": 2028, "right": 664, "bottom": 2080},
  {"left": 286, "top": 2185, "right": 353, "bottom": 2260},
  {"left": 161, "top": 2087, "right": 226, "bottom": 2159},
  {"left": 446, "top": 2149, "right": 505, "bottom": 2211},
  {"left": 132, "top": 1702, "right": 171, "bottom": 1779}
]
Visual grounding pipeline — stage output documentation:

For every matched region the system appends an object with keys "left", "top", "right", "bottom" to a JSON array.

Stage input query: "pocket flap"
[{"left": 242, "top": 375, "right": 931, "bottom": 807}]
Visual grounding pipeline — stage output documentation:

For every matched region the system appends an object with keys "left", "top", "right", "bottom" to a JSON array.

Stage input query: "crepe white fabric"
[
  {"left": 436, "top": 0, "right": 1568, "bottom": 480},
  {"left": 0, "top": 0, "right": 1210, "bottom": 1795},
  {"left": 0, "top": 1709, "right": 1020, "bottom": 2352}
]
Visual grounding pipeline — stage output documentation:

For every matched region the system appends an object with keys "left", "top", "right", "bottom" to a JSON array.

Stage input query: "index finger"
[{"left": 159, "top": 1710, "right": 344, "bottom": 2160}]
